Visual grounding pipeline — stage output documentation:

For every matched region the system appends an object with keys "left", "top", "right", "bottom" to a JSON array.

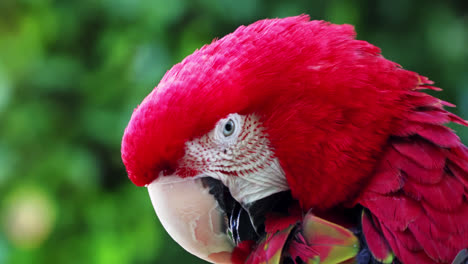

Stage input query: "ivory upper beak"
[{"left": 147, "top": 175, "right": 234, "bottom": 263}]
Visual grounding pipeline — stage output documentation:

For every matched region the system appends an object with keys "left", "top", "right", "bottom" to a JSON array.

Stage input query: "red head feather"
[{"left": 122, "top": 15, "right": 420, "bottom": 208}]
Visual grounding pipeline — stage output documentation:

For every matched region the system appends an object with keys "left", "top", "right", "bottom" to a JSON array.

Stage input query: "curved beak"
[{"left": 147, "top": 175, "right": 235, "bottom": 263}]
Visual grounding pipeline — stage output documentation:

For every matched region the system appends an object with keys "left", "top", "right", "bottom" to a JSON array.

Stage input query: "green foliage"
[{"left": 0, "top": 0, "right": 466, "bottom": 263}]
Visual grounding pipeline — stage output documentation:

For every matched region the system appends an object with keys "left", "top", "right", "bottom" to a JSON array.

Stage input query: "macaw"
[{"left": 121, "top": 16, "right": 468, "bottom": 264}]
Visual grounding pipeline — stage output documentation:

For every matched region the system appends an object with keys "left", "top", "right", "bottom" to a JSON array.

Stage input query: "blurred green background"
[{"left": 0, "top": 0, "right": 467, "bottom": 263}]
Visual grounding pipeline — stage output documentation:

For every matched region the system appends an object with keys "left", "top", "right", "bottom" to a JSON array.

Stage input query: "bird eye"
[{"left": 223, "top": 119, "right": 235, "bottom": 137}]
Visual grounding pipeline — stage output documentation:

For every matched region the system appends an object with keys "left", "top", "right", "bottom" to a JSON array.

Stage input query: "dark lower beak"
[{"left": 202, "top": 177, "right": 295, "bottom": 245}]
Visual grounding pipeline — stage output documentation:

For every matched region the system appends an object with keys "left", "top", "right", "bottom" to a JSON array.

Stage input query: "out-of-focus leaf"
[
  {"left": 81, "top": 107, "right": 126, "bottom": 147},
  {"left": 0, "top": 145, "right": 17, "bottom": 186},
  {"left": 0, "top": 64, "right": 11, "bottom": 115},
  {"left": 198, "top": 0, "right": 262, "bottom": 22},
  {"left": 0, "top": 14, "right": 44, "bottom": 79},
  {"left": 132, "top": 42, "right": 171, "bottom": 88},
  {"left": 325, "top": 1, "right": 360, "bottom": 26},
  {"left": 3, "top": 102, "right": 57, "bottom": 147},
  {"left": 27, "top": 55, "right": 84, "bottom": 93},
  {"left": 425, "top": 5, "right": 466, "bottom": 64},
  {"left": 176, "top": 17, "right": 215, "bottom": 61}
]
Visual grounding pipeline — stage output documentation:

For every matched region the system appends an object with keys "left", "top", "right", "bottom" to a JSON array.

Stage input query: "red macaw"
[{"left": 121, "top": 16, "right": 468, "bottom": 264}]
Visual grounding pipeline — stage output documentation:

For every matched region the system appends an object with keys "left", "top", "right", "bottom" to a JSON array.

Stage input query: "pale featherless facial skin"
[{"left": 180, "top": 113, "right": 289, "bottom": 205}]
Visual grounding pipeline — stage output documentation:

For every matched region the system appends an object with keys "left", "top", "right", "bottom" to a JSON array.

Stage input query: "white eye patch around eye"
[{"left": 184, "top": 113, "right": 290, "bottom": 206}]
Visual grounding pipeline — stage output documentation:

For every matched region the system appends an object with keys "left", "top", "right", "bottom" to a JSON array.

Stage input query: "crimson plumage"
[{"left": 121, "top": 15, "right": 468, "bottom": 263}]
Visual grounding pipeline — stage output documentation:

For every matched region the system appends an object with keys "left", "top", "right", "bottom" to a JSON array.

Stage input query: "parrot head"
[{"left": 122, "top": 16, "right": 420, "bottom": 263}]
